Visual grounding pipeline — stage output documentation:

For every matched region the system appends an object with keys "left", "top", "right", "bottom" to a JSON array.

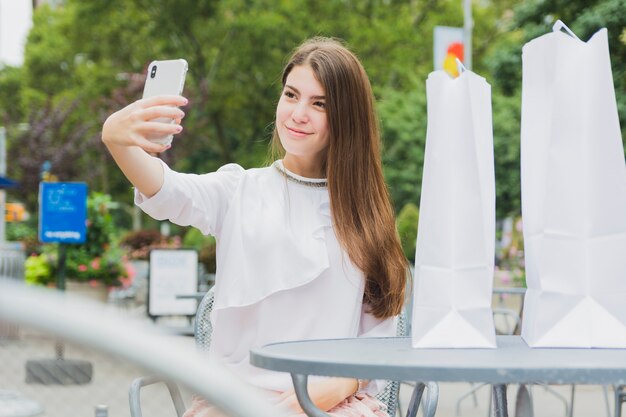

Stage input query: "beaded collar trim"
[{"left": 273, "top": 161, "right": 328, "bottom": 188}]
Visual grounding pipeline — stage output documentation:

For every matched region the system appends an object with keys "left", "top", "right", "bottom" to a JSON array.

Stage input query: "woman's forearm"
[{"left": 105, "top": 142, "right": 164, "bottom": 197}]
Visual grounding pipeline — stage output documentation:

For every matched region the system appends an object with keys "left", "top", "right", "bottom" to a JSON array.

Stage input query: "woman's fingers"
[
  {"left": 102, "top": 95, "right": 187, "bottom": 149},
  {"left": 139, "top": 121, "right": 183, "bottom": 134},
  {"left": 139, "top": 94, "right": 188, "bottom": 108},
  {"left": 138, "top": 105, "right": 185, "bottom": 122},
  {"left": 132, "top": 134, "right": 171, "bottom": 154}
]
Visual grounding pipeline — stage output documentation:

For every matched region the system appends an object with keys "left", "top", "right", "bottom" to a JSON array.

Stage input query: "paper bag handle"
[
  {"left": 552, "top": 20, "right": 581, "bottom": 41},
  {"left": 455, "top": 58, "right": 467, "bottom": 75}
]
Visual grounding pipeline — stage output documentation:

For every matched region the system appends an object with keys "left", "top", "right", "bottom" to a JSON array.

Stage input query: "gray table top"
[{"left": 250, "top": 335, "right": 626, "bottom": 385}]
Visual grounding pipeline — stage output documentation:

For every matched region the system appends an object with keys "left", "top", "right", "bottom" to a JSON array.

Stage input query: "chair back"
[
  {"left": 194, "top": 287, "right": 215, "bottom": 351},
  {"left": 375, "top": 310, "right": 406, "bottom": 414}
]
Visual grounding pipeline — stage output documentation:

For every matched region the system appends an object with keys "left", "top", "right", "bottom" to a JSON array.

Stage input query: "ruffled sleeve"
[
  {"left": 213, "top": 169, "right": 333, "bottom": 309},
  {"left": 135, "top": 160, "right": 244, "bottom": 236}
]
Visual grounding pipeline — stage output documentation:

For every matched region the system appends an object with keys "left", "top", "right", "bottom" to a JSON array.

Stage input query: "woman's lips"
[{"left": 286, "top": 126, "right": 311, "bottom": 137}]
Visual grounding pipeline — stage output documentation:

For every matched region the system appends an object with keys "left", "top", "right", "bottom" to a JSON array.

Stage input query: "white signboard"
[{"left": 148, "top": 249, "right": 198, "bottom": 317}]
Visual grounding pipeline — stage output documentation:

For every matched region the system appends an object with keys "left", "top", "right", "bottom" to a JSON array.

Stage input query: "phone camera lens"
[{"left": 150, "top": 65, "right": 157, "bottom": 79}]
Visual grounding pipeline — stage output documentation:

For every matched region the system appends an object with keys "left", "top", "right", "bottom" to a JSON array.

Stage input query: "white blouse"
[{"left": 135, "top": 160, "right": 396, "bottom": 393}]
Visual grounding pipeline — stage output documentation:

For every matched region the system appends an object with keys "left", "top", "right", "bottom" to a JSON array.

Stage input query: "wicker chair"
[{"left": 130, "top": 287, "right": 413, "bottom": 417}]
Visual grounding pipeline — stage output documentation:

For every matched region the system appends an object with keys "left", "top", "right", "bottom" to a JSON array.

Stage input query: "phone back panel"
[
  {"left": 142, "top": 59, "right": 188, "bottom": 98},
  {"left": 142, "top": 59, "right": 188, "bottom": 145}
]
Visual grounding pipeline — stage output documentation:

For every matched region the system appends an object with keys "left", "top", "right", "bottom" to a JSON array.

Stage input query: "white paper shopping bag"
[
  {"left": 411, "top": 65, "right": 496, "bottom": 348},
  {"left": 521, "top": 21, "right": 626, "bottom": 348}
]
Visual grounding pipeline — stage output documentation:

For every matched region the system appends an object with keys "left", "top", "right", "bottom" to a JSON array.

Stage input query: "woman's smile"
[{"left": 285, "top": 125, "right": 312, "bottom": 137}]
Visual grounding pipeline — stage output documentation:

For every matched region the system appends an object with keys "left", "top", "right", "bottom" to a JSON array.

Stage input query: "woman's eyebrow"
[{"left": 285, "top": 84, "right": 325, "bottom": 100}]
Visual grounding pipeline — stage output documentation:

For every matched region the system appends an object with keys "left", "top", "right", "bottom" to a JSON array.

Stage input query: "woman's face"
[{"left": 276, "top": 65, "right": 329, "bottom": 176}]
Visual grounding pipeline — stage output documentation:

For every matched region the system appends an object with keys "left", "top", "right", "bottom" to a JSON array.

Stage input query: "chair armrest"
[{"left": 129, "top": 375, "right": 186, "bottom": 417}]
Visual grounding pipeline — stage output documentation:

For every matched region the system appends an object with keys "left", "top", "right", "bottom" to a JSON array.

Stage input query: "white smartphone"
[{"left": 142, "top": 59, "right": 188, "bottom": 146}]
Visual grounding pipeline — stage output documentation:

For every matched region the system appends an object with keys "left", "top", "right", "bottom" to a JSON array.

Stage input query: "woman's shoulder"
[
  {"left": 213, "top": 163, "right": 276, "bottom": 180},
  {"left": 216, "top": 163, "right": 245, "bottom": 174},
  {"left": 202, "top": 163, "right": 278, "bottom": 194},
  {"left": 214, "top": 163, "right": 273, "bottom": 174}
]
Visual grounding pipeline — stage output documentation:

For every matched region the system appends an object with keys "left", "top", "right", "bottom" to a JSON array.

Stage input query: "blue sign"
[{"left": 39, "top": 182, "right": 88, "bottom": 244}]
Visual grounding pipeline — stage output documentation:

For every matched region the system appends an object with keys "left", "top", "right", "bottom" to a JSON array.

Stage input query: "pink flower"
[
  {"left": 78, "top": 264, "right": 88, "bottom": 272},
  {"left": 90, "top": 257, "right": 101, "bottom": 270},
  {"left": 125, "top": 262, "right": 136, "bottom": 280},
  {"left": 88, "top": 279, "right": 99, "bottom": 288}
]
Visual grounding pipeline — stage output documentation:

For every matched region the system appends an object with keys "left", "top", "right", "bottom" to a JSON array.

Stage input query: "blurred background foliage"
[{"left": 0, "top": 0, "right": 624, "bottom": 252}]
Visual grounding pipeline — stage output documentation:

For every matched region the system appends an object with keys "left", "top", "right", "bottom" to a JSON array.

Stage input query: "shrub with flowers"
[
  {"left": 120, "top": 229, "right": 181, "bottom": 260},
  {"left": 25, "top": 192, "right": 132, "bottom": 288},
  {"left": 24, "top": 253, "right": 54, "bottom": 286}
]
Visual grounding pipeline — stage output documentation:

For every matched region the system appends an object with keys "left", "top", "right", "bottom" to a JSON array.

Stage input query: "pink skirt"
[{"left": 183, "top": 392, "right": 390, "bottom": 417}]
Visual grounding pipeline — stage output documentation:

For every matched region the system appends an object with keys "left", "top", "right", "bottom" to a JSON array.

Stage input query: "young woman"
[{"left": 102, "top": 37, "right": 408, "bottom": 417}]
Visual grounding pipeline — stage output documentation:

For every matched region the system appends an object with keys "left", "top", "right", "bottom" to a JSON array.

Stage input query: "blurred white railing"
[{"left": 0, "top": 279, "right": 282, "bottom": 417}]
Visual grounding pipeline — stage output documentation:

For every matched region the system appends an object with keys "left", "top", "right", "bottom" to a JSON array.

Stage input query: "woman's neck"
[{"left": 282, "top": 155, "right": 326, "bottom": 179}]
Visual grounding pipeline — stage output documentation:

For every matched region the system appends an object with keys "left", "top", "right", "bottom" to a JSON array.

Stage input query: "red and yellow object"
[{"left": 442, "top": 42, "right": 465, "bottom": 78}]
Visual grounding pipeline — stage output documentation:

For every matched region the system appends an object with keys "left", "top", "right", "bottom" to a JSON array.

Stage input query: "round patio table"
[{"left": 251, "top": 335, "right": 626, "bottom": 417}]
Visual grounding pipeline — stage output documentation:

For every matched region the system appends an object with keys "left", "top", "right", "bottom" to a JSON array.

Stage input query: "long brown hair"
[{"left": 272, "top": 37, "right": 408, "bottom": 319}]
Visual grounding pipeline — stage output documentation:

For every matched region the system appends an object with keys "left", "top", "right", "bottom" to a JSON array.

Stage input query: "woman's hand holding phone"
[
  {"left": 102, "top": 95, "right": 187, "bottom": 154},
  {"left": 101, "top": 95, "right": 187, "bottom": 198},
  {"left": 101, "top": 59, "right": 188, "bottom": 197}
]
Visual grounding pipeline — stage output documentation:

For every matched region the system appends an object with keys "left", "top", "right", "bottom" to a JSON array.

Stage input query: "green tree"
[
  {"left": 396, "top": 203, "right": 420, "bottom": 263},
  {"left": 378, "top": 76, "right": 428, "bottom": 211},
  {"left": 486, "top": 0, "right": 626, "bottom": 140},
  {"left": 483, "top": 0, "right": 626, "bottom": 217},
  {"left": 1, "top": 0, "right": 543, "bottom": 223}
]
